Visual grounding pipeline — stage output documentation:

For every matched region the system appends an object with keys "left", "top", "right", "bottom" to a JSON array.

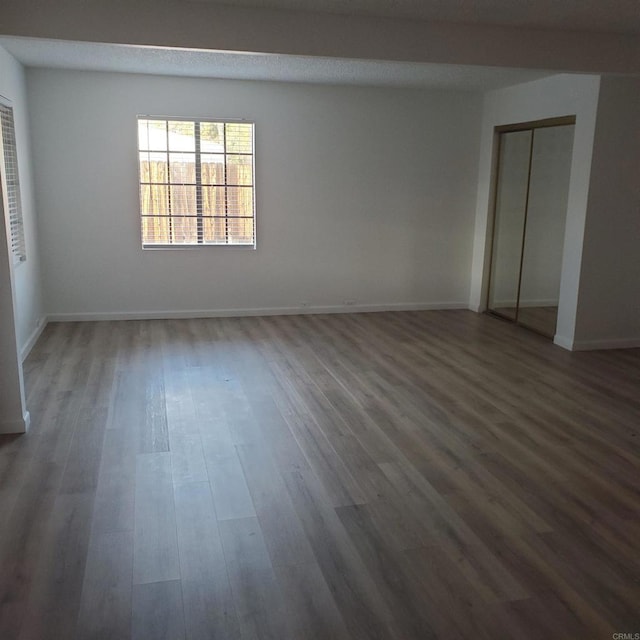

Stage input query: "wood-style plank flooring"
[{"left": 1, "top": 310, "right": 639, "bottom": 639}]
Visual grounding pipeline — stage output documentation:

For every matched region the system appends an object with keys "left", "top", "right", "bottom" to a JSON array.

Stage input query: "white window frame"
[
  {"left": 137, "top": 115, "right": 256, "bottom": 249},
  {"left": 0, "top": 97, "right": 26, "bottom": 265}
]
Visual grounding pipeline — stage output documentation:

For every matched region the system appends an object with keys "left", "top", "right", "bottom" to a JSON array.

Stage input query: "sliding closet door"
[
  {"left": 518, "top": 125, "right": 574, "bottom": 337},
  {"left": 487, "top": 130, "right": 532, "bottom": 321}
]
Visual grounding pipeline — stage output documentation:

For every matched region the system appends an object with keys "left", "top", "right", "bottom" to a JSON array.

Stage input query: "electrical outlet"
[{"left": 343, "top": 299, "right": 356, "bottom": 306}]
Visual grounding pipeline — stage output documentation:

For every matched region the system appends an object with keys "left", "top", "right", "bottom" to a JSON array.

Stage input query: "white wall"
[
  {"left": 573, "top": 76, "right": 640, "bottom": 349},
  {"left": 27, "top": 69, "right": 482, "bottom": 319},
  {"left": 469, "top": 74, "right": 601, "bottom": 349},
  {"left": 0, "top": 46, "right": 44, "bottom": 356}
]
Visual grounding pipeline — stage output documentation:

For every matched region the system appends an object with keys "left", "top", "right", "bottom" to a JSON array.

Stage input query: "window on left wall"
[
  {"left": 0, "top": 101, "right": 26, "bottom": 264},
  {"left": 137, "top": 117, "right": 256, "bottom": 248}
]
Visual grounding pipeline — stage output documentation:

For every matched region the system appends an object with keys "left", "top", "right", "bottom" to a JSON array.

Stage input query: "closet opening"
[{"left": 486, "top": 116, "right": 575, "bottom": 339}]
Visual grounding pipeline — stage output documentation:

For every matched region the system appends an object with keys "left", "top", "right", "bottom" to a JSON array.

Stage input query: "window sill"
[{"left": 142, "top": 243, "right": 256, "bottom": 250}]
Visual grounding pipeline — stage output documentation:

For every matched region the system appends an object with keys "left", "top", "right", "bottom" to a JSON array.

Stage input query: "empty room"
[{"left": 0, "top": 0, "right": 639, "bottom": 638}]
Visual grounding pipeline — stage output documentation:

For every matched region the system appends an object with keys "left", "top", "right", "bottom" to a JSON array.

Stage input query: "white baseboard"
[
  {"left": 21, "top": 317, "right": 48, "bottom": 362},
  {"left": 0, "top": 410, "right": 29, "bottom": 434},
  {"left": 553, "top": 334, "right": 574, "bottom": 350},
  {"left": 30, "top": 307, "right": 640, "bottom": 352},
  {"left": 554, "top": 334, "right": 640, "bottom": 351},
  {"left": 46, "top": 301, "right": 469, "bottom": 322},
  {"left": 570, "top": 337, "right": 640, "bottom": 351}
]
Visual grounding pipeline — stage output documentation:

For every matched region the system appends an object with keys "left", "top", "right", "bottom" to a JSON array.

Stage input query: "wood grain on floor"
[{"left": 1, "top": 310, "right": 639, "bottom": 639}]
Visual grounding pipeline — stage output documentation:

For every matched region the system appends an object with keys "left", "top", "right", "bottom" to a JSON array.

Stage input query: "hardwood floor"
[{"left": 1, "top": 310, "right": 639, "bottom": 639}]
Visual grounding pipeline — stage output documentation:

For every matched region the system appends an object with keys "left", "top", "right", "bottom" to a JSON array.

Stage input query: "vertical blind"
[
  {"left": 0, "top": 102, "right": 26, "bottom": 263},
  {"left": 138, "top": 118, "right": 255, "bottom": 247}
]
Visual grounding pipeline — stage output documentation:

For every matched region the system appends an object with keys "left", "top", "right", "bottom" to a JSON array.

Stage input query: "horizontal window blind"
[
  {"left": 138, "top": 118, "right": 255, "bottom": 247},
  {"left": 0, "top": 102, "right": 26, "bottom": 264}
]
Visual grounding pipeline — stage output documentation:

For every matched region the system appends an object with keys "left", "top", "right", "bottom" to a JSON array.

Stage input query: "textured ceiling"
[
  {"left": 186, "top": 0, "right": 640, "bottom": 34},
  {"left": 0, "top": 37, "right": 552, "bottom": 90}
]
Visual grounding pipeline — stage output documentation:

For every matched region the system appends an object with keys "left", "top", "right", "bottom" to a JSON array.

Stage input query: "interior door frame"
[
  {"left": 485, "top": 115, "right": 576, "bottom": 337},
  {"left": 0, "top": 94, "right": 29, "bottom": 433}
]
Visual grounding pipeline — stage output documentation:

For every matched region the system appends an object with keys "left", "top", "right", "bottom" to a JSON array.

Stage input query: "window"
[
  {"left": 0, "top": 101, "right": 26, "bottom": 264},
  {"left": 137, "top": 117, "right": 255, "bottom": 247}
]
